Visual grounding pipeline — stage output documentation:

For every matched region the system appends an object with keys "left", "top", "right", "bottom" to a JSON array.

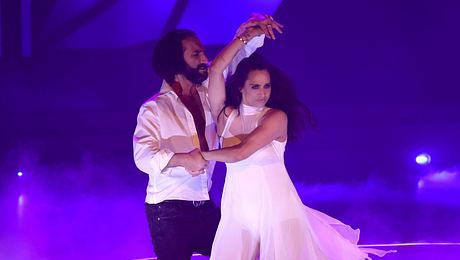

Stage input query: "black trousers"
[{"left": 145, "top": 200, "right": 221, "bottom": 260}]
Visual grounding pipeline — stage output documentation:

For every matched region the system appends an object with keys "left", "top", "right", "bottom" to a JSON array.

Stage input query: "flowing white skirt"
[{"left": 210, "top": 161, "right": 391, "bottom": 260}]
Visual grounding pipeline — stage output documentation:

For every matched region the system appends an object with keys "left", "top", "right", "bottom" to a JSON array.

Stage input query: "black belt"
[{"left": 160, "top": 199, "right": 209, "bottom": 208}]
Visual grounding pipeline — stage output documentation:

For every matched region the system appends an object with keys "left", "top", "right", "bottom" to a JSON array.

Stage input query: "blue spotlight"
[
  {"left": 17, "top": 171, "right": 23, "bottom": 177},
  {"left": 415, "top": 153, "right": 431, "bottom": 165}
]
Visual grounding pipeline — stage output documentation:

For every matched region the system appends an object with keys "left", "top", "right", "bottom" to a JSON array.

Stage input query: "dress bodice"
[{"left": 219, "top": 104, "right": 287, "bottom": 168}]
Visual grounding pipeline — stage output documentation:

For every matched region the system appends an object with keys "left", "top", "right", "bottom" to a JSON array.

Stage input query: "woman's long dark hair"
[{"left": 224, "top": 54, "right": 315, "bottom": 140}]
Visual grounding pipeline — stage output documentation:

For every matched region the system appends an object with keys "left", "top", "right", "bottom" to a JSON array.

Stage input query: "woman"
[{"left": 202, "top": 23, "right": 392, "bottom": 260}]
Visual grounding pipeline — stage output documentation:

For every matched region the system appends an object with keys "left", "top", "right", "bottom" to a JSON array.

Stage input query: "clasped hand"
[
  {"left": 184, "top": 149, "right": 208, "bottom": 176},
  {"left": 236, "top": 13, "right": 284, "bottom": 40}
]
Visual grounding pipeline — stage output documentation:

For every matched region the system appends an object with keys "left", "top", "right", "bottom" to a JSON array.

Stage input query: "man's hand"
[
  {"left": 183, "top": 149, "right": 208, "bottom": 176},
  {"left": 237, "top": 13, "right": 284, "bottom": 40}
]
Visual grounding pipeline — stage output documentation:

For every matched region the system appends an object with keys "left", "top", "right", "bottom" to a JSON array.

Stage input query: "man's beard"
[{"left": 183, "top": 63, "right": 208, "bottom": 84}]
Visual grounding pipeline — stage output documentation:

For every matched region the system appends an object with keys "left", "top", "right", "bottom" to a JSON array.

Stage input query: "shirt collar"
[{"left": 159, "top": 79, "right": 209, "bottom": 98}]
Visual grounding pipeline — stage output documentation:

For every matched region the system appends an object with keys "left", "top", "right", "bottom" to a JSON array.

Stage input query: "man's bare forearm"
[
  {"left": 165, "top": 153, "right": 188, "bottom": 169},
  {"left": 165, "top": 149, "right": 208, "bottom": 173}
]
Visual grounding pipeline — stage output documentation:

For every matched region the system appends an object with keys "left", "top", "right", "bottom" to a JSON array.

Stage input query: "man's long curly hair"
[{"left": 152, "top": 29, "right": 197, "bottom": 85}]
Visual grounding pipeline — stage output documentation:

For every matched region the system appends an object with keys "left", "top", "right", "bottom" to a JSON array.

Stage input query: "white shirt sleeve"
[
  {"left": 133, "top": 103, "right": 174, "bottom": 175},
  {"left": 223, "top": 35, "right": 265, "bottom": 78}
]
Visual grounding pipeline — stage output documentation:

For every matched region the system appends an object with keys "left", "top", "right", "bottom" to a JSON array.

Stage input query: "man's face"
[{"left": 182, "top": 36, "right": 209, "bottom": 84}]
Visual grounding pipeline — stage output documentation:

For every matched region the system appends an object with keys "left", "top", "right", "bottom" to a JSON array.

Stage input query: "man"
[{"left": 133, "top": 14, "right": 278, "bottom": 259}]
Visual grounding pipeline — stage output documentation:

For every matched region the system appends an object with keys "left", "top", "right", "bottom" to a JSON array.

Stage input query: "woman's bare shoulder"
[{"left": 263, "top": 108, "right": 287, "bottom": 121}]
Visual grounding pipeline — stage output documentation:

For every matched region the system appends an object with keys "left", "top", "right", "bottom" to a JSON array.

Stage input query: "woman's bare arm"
[{"left": 202, "top": 110, "right": 287, "bottom": 163}]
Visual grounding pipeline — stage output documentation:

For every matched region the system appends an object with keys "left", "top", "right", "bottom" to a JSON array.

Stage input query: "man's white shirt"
[{"left": 133, "top": 36, "right": 264, "bottom": 204}]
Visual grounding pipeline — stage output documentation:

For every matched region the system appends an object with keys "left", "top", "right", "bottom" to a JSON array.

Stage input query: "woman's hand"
[
  {"left": 237, "top": 13, "right": 284, "bottom": 40},
  {"left": 184, "top": 149, "right": 208, "bottom": 176}
]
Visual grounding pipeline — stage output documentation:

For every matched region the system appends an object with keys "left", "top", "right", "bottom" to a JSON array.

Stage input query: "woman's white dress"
[{"left": 210, "top": 105, "right": 391, "bottom": 260}]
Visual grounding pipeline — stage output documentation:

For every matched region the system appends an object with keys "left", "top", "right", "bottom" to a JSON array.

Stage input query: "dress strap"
[{"left": 219, "top": 109, "right": 238, "bottom": 147}]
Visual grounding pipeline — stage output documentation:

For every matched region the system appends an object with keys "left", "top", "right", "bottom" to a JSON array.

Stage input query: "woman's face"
[{"left": 240, "top": 69, "right": 271, "bottom": 107}]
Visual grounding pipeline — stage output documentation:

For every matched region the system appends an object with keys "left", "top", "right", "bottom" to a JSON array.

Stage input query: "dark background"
[{"left": 1, "top": 0, "right": 459, "bottom": 259}]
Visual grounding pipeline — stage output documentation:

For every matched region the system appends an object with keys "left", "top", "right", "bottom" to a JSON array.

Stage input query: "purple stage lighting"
[
  {"left": 427, "top": 171, "right": 457, "bottom": 183},
  {"left": 416, "top": 153, "right": 431, "bottom": 165},
  {"left": 417, "top": 180, "right": 424, "bottom": 189},
  {"left": 17, "top": 171, "right": 23, "bottom": 177},
  {"left": 18, "top": 195, "right": 24, "bottom": 206}
]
